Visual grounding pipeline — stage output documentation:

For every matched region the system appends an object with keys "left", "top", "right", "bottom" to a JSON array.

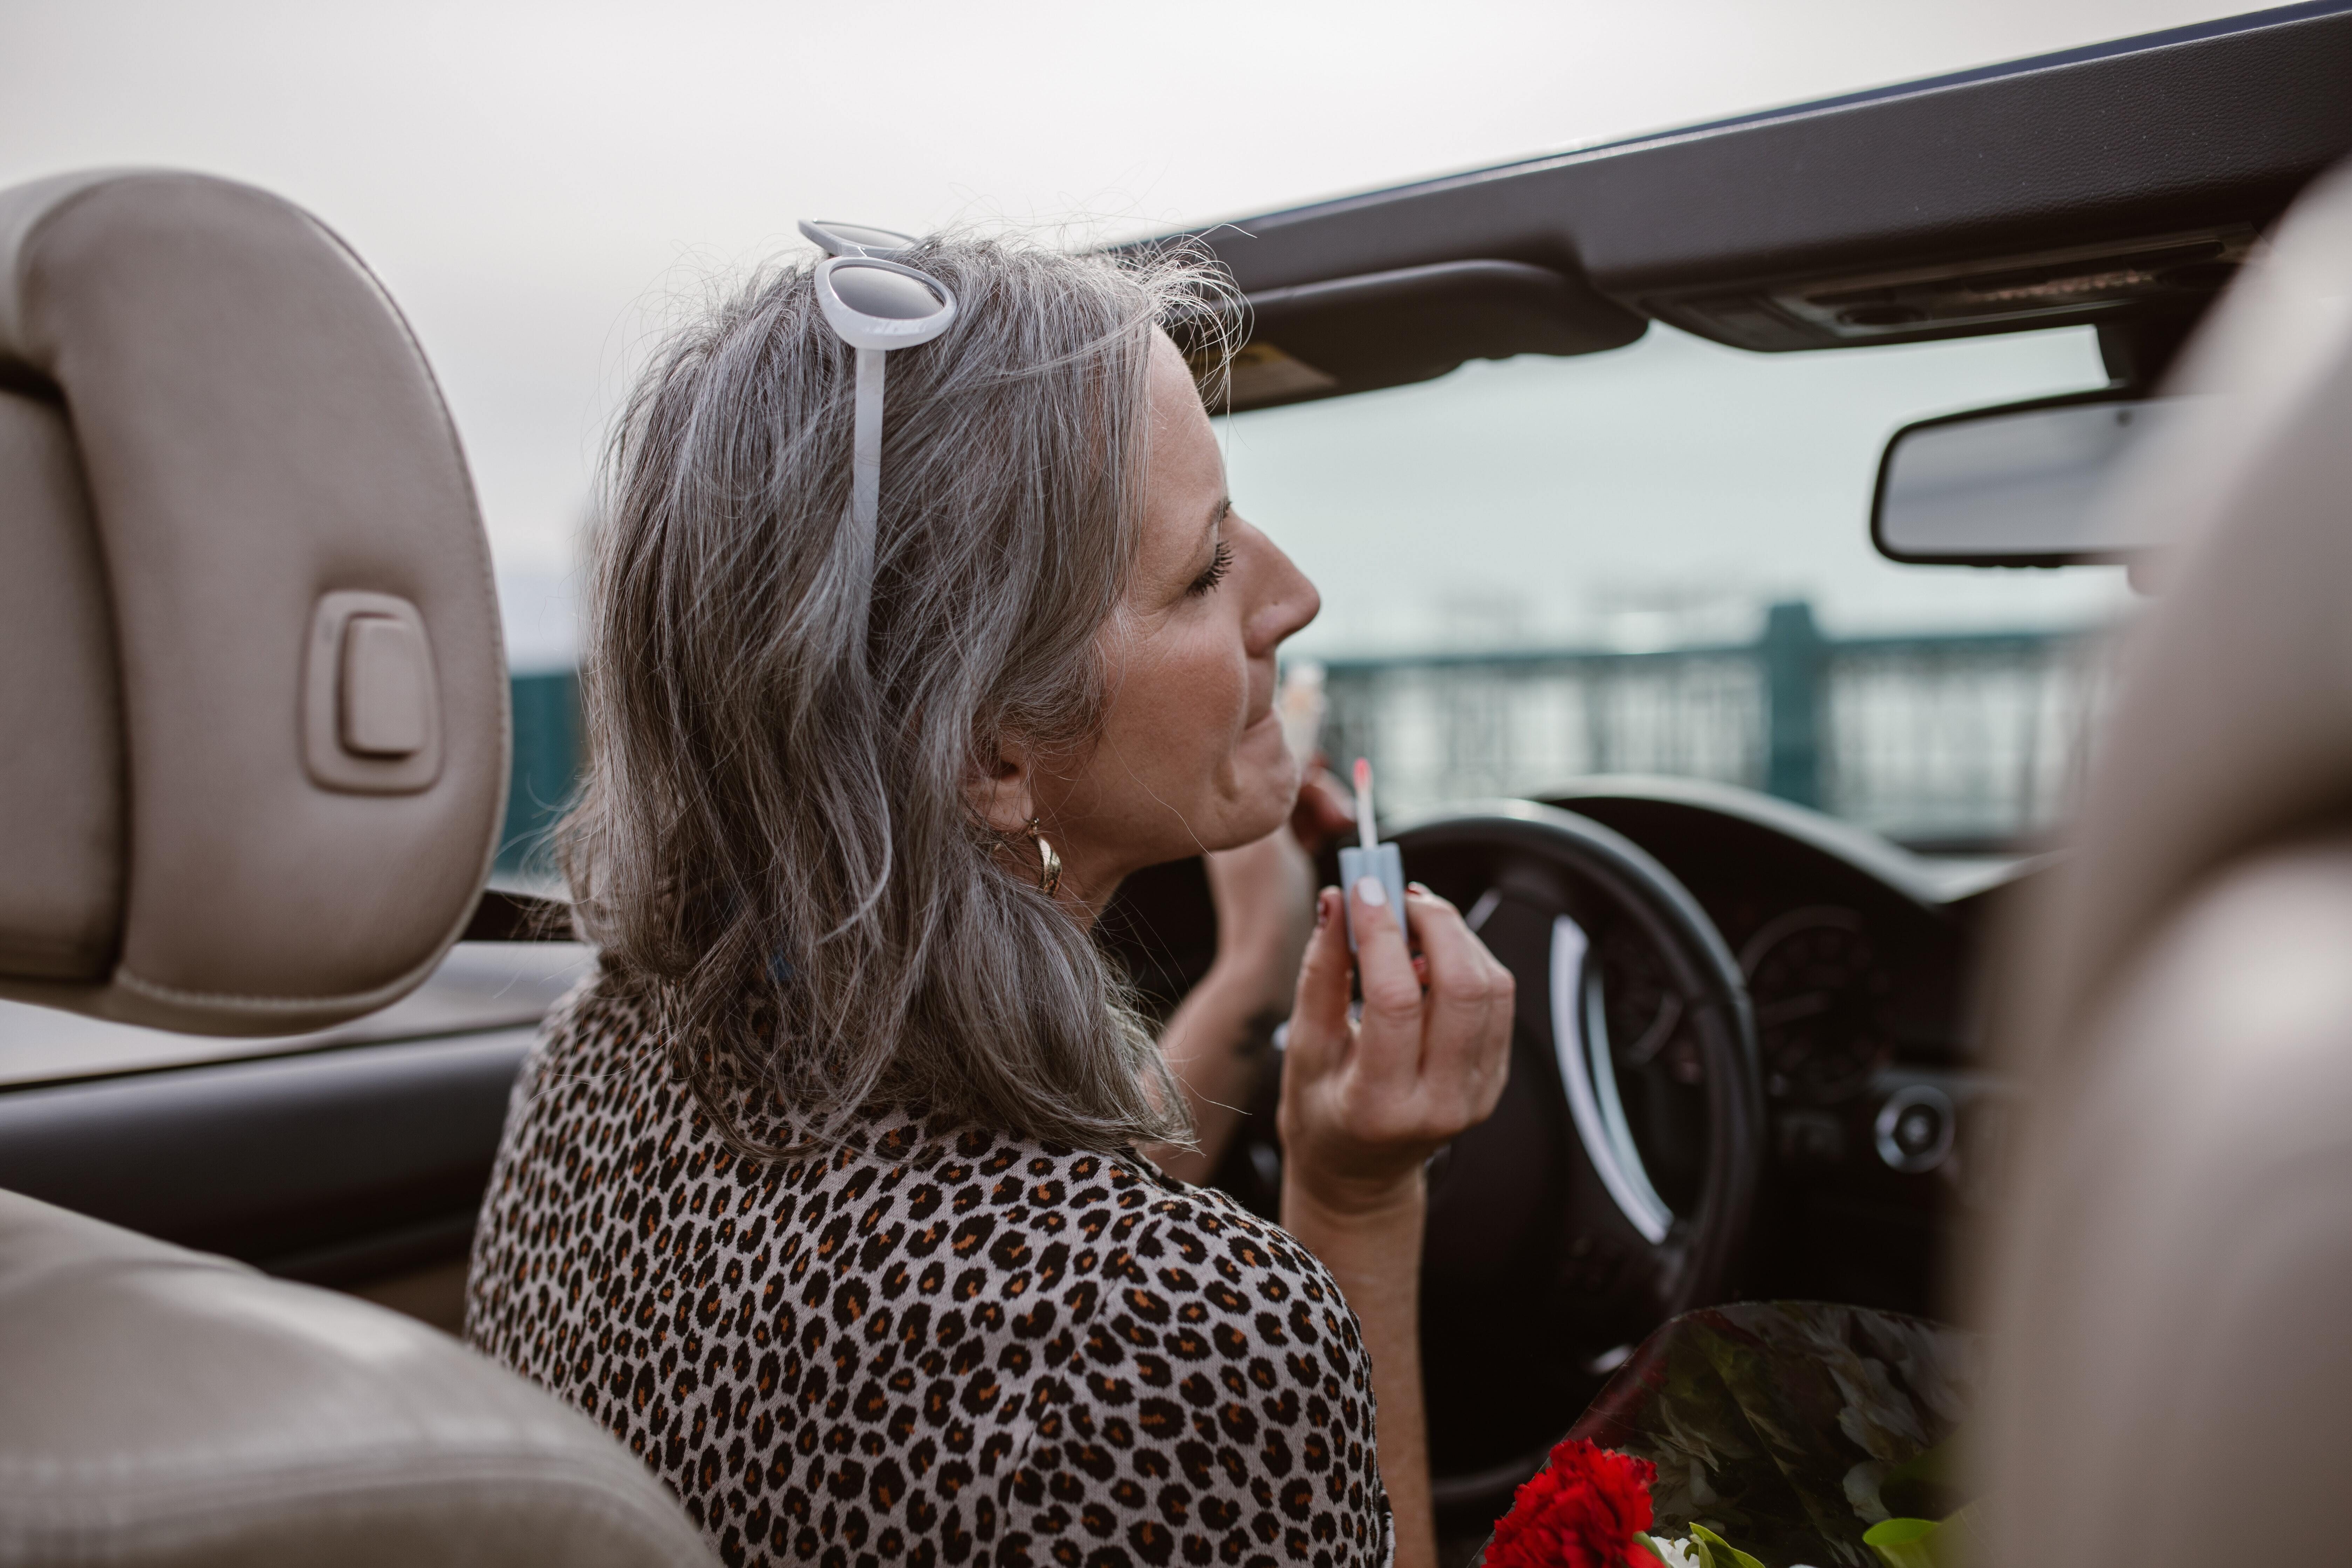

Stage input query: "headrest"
[
  {"left": 1994, "top": 156, "right": 2352, "bottom": 1077},
  {"left": 0, "top": 171, "right": 506, "bottom": 1036},
  {"left": 1969, "top": 157, "right": 2352, "bottom": 1568}
]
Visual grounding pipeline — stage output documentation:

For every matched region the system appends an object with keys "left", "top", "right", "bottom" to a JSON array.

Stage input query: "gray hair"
[{"left": 559, "top": 233, "right": 1236, "bottom": 1156}]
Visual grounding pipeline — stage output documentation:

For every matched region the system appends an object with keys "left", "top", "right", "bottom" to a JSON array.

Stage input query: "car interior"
[{"left": 4, "top": 4, "right": 2351, "bottom": 1564}]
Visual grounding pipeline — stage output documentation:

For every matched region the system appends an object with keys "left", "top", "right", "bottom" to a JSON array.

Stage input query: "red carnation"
[{"left": 1483, "top": 1438, "right": 1658, "bottom": 1568}]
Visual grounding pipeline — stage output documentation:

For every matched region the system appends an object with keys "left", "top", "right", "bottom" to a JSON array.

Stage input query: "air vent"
[
  {"left": 1775, "top": 225, "right": 2256, "bottom": 339},
  {"left": 1660, "top": 225, "right": 2260, "bottom": 351}
]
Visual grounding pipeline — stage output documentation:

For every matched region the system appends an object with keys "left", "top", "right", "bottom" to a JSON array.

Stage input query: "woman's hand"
[
  {"left": 1275, "top": 876, "right": 1512, "bottom": 1568},
  {"left": 1278, "top": 877, "right": 1515, "bottom": 1217}
]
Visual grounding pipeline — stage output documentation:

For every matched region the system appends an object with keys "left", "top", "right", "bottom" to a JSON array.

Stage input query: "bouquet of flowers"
[
  {"left": 1474, "top": 1302, "right": 1982, "bottom": 1568},
  {"left": 1481, "top": 1436, "right": 1973, "bottom": 1568}
]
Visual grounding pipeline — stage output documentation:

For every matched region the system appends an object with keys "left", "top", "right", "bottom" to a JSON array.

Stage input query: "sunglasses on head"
[{"left": 800, "top": 220, "right": 957, "bottom": 547}]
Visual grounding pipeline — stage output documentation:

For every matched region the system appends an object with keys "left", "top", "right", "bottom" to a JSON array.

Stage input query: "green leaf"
[
  {"left": 1861, "top": 1516, "right": 1940, "bottom": 1568},
  {"left": 1690, "top": 1524, "right": 1767, "bottom": 1568},
  {"left": 1861, "top": 1504, "right": 1983, "bottom": 1568}
]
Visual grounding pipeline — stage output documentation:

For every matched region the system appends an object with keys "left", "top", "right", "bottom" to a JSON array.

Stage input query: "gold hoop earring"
[{"left": 1026, "top": 818, "right": 1062, "bottom": 897}]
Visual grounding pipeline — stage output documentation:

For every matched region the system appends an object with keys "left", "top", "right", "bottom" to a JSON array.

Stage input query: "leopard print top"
[{"left": 466, "top": 975, "right": 1394, "bottom": 1568}]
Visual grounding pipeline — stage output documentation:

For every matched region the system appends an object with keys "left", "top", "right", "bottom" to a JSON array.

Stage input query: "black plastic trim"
[
  {"left": 0, "top": 1028, "right": 529, "bottom": 1276},
  {"left": 1169, "top": 4, "right": 2352, "bottom": 361},
  {"left": 1480, "top": 2, "right": 2352, "bottom": 168},
  {"left": 1543, "top": 775, "right": 2030, "bottom": 907},
  {"left": 463, "top": 885, "right": 572, "bottom": 942},
  {"left": 1232, "top": 258, "right": 1644, "bottom": 410}
]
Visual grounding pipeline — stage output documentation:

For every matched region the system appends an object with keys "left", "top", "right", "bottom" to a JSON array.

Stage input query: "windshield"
[{"left": 1228, "top": 323, "right": 2129, "bottom": 850}]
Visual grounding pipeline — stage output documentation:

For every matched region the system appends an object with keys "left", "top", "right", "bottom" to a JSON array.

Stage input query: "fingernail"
[
  {"left": 1354, "top": 875, "right": 1388, "bottom": 907},
  {"left": 1314, "top": 891, "right": 1333, "bottom": 928},
  {"left": 1408, "top": 882, "right": 1432, "bottom": 896}
]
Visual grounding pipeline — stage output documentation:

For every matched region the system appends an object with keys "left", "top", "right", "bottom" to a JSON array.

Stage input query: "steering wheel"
[
  {"left": 1095, "top": 800, "right": 1764, "bottom": 1528},
  {"left": 1379, "top": 802, "right": 1763, "bottom": 1522}
]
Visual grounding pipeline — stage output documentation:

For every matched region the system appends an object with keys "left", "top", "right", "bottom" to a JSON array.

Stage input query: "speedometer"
[{"left": 1738, "top": 906, "right": 1894, "bottom": 1104}]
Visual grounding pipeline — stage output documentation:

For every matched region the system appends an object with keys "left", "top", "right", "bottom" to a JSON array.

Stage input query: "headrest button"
[
  {"left": 302, "top": 591, "right": 441, "bottom": 793},
  {"left": 339, "top": 615, "right": 431, "bottom": 758}
]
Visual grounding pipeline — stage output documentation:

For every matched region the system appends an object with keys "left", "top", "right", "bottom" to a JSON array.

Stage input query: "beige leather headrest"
[
  {"left": 1990, "top": 157, "right": 2352, "bottom": 1076},
  {"left": 0, "top": 171, "right": 506, "bottom": 1035},
  {"left": 1970, "top": 158, "right": 2352, "bottom": 1568}
]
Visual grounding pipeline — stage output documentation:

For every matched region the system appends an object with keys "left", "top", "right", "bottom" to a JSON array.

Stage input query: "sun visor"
[{"left": 1201, "top": 259, "right": 1645, "bottom": 412}]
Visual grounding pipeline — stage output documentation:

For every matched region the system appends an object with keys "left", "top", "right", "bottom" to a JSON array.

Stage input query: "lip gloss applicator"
[{"left": 1338, "top": 758, "right": 1407, "bottom": 951}]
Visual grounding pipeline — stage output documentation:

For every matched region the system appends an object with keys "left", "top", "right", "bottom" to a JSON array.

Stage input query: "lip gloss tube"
[{"left": 1338, "top": 758, "right": 1407, "bottom": 952}]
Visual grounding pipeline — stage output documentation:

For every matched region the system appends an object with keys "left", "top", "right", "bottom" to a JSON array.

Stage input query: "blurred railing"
[
  {"left": 499, "top": 670, "right": 579, "bottom": 879},
  {"left": 497, "top": 601, "right": 2112, "bottom": 870},
  {"left": 1319, "top": 601, "right": 2112, "bottom": 848}
]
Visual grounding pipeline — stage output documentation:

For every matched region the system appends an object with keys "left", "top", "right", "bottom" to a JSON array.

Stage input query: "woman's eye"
[{"left": 1187, "top": 540, "right": 1234, "bottom": 597}]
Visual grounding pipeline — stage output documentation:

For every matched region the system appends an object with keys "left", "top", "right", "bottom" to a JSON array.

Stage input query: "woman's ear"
[{"left": 965, "top": 737, "right": 1039, "bottom": 837}]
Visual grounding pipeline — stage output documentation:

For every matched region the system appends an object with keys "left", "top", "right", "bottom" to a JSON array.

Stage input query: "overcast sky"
[{"left": 4, "top": 0, "right": 2247, "bottom": 658}]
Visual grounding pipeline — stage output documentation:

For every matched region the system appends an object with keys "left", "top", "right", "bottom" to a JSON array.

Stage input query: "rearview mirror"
[{"left": 1872, "top": 392, "right": 2199, "bottom": 565}]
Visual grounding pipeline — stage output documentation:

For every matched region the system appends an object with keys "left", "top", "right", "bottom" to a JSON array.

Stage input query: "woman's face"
[{"left": 1028, "top": 329, "right": 1320, "bottom": 907}]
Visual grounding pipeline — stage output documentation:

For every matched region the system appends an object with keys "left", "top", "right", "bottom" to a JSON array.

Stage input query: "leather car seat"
[
  {"left": 0, "top": 169, "right": 505, "bottom": 1035},
  {"left": 1972, "top": 160, "right": 2352, "bottom": 1566},
  {"left": 0, "top": 171, "right": 714, "bottom": 1566},
  {"left": 0, "top": 1188, "right": 710, "bottom": 1565}
]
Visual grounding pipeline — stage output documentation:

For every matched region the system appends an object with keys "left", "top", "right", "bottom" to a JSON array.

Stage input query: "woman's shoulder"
[
  {"left": 1113, "top": 1155, "right": 1352, "bottom": 1310},
  {"left": 519, "top": 961, "right": 665, "bottom": 1079},
  {"left": 899, "top": 1131, "right": 1324, "bottom": 1271},
  {"left": 536, "top": 959, "right": 649, "bottom": 1042},
  {"left": 497, "top": 963, "right": 695, "bottom": 1144},
  {"left": 767, "top": 1122, "right": 1360, "bottom": 1342},
  {"left": 920, "top": 1135, "right": 1374, "bottom": 1401}
]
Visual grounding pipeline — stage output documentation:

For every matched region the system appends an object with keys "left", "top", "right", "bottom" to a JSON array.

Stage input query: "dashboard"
[
  {"left": 1100, "top": 774, "right": 2040, "bottom": 1321},
  {"left": 1550, "top": 778, "right": 2032, "bottom": 1316}
]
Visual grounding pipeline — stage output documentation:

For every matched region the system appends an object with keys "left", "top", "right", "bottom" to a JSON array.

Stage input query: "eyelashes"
[{"left": 1187, "top": 540, "right": 1234, "bottom": 597}]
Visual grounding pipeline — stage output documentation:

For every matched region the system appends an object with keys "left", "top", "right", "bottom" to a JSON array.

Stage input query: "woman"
[{"left": 467, "top": 234, "right": 1514, "bottom": 1568}]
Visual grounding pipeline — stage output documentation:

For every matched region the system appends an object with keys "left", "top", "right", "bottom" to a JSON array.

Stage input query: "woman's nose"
[{"left": 1249, "top": 534, "right": 1320, "bottom": 654}]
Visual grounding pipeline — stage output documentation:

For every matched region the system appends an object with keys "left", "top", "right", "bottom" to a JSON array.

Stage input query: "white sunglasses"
[
  {"left": 802, "top": 219, "right": 957, "bottom": 553},
  {"left": 797, "top": 218, "right": 920, "bottom": 260}
]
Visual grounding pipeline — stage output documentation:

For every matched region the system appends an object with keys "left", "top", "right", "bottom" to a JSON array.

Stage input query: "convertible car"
[{"left": 5, "top": 4, "right": 2351, "bottom": 1564}]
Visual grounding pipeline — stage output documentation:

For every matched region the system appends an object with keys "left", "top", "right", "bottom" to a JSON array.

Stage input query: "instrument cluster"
[{"left": 1737, "top": 905, "right": 1899, "bottom": 1107}]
